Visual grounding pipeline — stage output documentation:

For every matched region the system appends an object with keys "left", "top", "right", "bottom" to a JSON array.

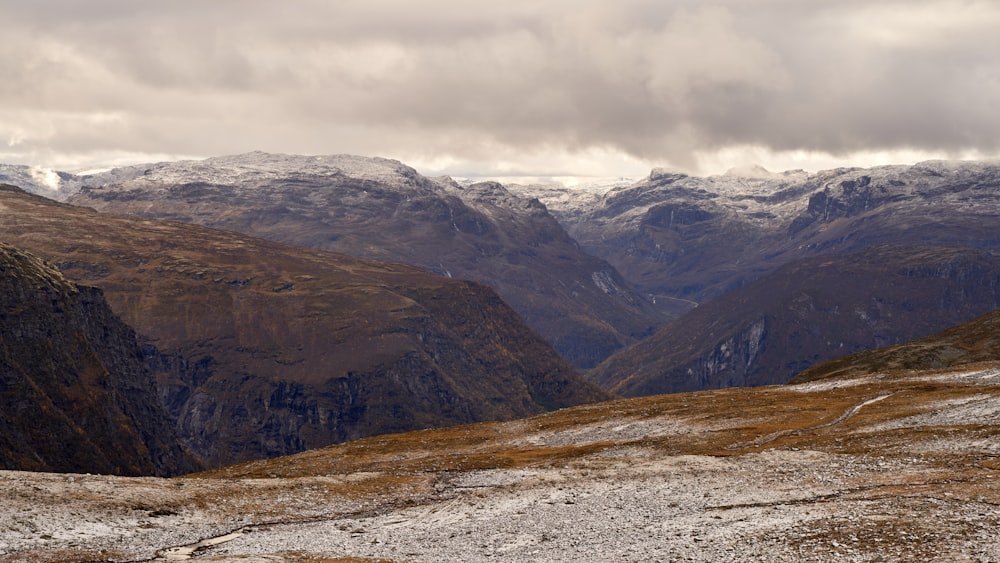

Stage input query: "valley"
[
  {"left": 56, "top": 155, "right": 1000, "bottom": 392},
  {"left": 4, "top": 1, "right": 999, "bottom": 559},
  {"left": 61, "top": 153, "right": 665, "bottom": 369}
]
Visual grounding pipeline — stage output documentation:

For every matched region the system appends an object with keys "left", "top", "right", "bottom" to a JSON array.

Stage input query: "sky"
[{"left": 2, "top": 0, "right": 999, "bottom": 182}]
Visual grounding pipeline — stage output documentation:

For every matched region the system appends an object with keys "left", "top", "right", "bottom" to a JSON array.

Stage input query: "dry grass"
[{"left": 198, "top": 366, "right": 1000, "bottom": 499}]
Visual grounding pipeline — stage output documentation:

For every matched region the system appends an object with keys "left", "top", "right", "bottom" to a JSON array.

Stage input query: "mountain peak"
[
  {"left": 648, "top": 167, "right": 689, "bottom": 183},
  {"left": 723, "top": 163, "right": 776, "bottom": 179}
]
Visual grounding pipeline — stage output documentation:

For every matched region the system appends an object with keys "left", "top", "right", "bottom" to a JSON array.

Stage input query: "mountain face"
[
  {"left": 64, "top": 153, "right": 664, "bottom": 369},
  {"left": 591, "top": 245, "right": 1000, "bottom": 396},
  {"left": 793, "top": 307, "right": 1000, "bottom": 383},
  {"left": 0, "top": 184, "right": 609, "bottom": 468},
  {"left": 551, "top": 161, "right": 1000, "bottom": 304},
  {"left": 23, "top": 156, "right": 1000, "bottom": 399},
  {"left": 0, "top": 241, "right": 194, "bottom": 476}
]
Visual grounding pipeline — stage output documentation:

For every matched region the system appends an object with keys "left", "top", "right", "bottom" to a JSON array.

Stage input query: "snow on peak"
[
  {"left": 127, "top": 152, "right": 425, "bottom": 187},
  {"left": 0, "top": 163, "right": 71, "bottom": 198},
  {"left": 723, "top": 164, "right": 778, "bottom": 179},
  {"left": 648, "top": 167, "right": 688, "bottom": 182}
]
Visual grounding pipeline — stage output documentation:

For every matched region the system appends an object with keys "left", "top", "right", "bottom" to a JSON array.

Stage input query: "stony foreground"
[{"left": 3, "top": 367, "right": 1000, "bottom": 562}]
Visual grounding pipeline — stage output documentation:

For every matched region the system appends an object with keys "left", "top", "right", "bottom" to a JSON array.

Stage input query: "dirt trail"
[{"left": 726, "top": 392, "right": 895, "bottom": 450}]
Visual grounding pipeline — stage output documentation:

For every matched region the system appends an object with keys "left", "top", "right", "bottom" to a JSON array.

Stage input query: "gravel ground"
[
  {"left": 205, "top": 450, "right": 1000, "bottom": 562},
  {"left": 3, "top": 368, "right": 1000, "bottom": 562}
]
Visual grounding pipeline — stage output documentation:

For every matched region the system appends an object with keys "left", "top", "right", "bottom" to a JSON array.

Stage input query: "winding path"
[{"left": 725, "top": 392, "right": 895, "bottom": 450}]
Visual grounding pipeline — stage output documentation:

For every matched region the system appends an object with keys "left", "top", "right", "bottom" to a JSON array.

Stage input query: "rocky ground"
[{"left": 3, "top": 367, "right": 1000, "bottom": 562}]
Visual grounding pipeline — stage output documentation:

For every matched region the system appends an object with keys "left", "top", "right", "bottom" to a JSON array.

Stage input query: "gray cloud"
[{"left": 3, "top": 0, "right": 999, "bottom": 175}]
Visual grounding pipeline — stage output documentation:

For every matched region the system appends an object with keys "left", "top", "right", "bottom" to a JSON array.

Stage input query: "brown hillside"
[
  {"left": 0, "top": 185, "right": 608, "bottom": 468},
  {"left": 67, "top": 154, "right": 665, "bottom": 369},
  {"left": 4, "top": 360, "right": 1000, "bottom": 560}
]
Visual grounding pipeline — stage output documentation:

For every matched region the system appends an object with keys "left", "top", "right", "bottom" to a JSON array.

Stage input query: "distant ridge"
[{"left": 66, "top": 152, "right": 665, "bottom": 368}]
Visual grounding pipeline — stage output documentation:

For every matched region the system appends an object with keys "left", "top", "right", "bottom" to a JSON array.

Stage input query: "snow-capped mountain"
[
  {"left": 559, "top": 160, "right": 1000, "bottom": 302},
  {"left": 503, "top": 178, "right": 634, "bottom": 224},
  {"left": 78, "top": 151, "right": 435, "bottom": 194},
  {"left": 574, "top": 160, "right": 1000, "bottom": 395},
  {"left": 0, "top": 164, "right": 78, "bottom": 198},
  {"left": 66, "top": 152, "right": 667, "bottom": 369},
  {"left": 0, "top": 185, "right": 608, "bottom": 469},
  {"left": 10, "top": 152, "right": 1000, "bottom": 395}
]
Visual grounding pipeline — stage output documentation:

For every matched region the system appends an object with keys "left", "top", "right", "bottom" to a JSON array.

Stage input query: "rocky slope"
[
  {"left": 0, "top": 184, "right": 608, "bottom": 469},
  {"left": 0, "top": 241, "right": 193, "bottom": 476},
  {"left": 590, "top": 245, "right": 1000, "bottom": 396},
  {"left": 64, "top": 152, "right": 664, "bottom": 368},
  {"left": 3, "top": 357, "right": 999, "bottom": 561}
]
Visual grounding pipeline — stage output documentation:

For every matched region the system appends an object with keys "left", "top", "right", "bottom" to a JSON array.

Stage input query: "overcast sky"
[{"left": 2, "top": 0, "right": 999, "bottom": 180}]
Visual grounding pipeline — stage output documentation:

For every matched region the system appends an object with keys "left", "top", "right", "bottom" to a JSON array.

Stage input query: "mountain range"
[
  {"left": 3, "top": 153, "right": 1000, "bottom": 473},
  {"left": 56, "top": 153, "right": 665, "bottom": 370},
  {"left": 536, "top": 161, "right": 1000, "bottom": 303},
  {"left": 521, "top": 160, "right": 1000, "bottom": 392},
  {"left": 3, "top": 153, "right": 1000, "bottom": 559}
]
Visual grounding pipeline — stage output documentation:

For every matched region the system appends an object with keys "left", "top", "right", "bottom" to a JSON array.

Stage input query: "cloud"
[
  {"left": 2, "top": 0, "right": 999, "bottom": 175},
  {"left": 28, "top": 166, "right": 61, "bottom": 191}
]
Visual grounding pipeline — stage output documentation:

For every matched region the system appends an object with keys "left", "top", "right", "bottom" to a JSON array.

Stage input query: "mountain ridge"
[
  {"left": 590, "top": 245, "right": 1000, "bottom": 396},
  {"left": 793, "top": 307, "right": 1000, "bottom": 383}
]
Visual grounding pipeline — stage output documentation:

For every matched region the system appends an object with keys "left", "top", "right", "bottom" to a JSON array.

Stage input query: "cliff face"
[
  {"left": 0, "top": 242, "right": 194, "bottom": 476},
  {"left": 0, "top": 185, "right": 609, "bottom": 469}
]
